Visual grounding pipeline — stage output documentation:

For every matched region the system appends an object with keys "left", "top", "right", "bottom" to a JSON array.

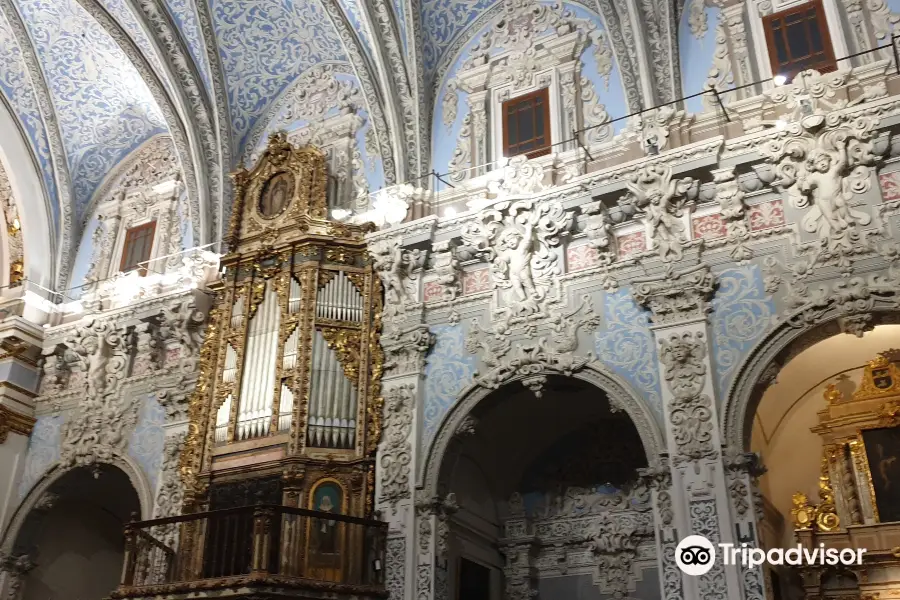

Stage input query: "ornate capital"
[
  {"left": 382, "top": 325, "right": 435, "bottom": 376},
  {"left": 633, "top": 264, "right": 715, "bottom": 325}
]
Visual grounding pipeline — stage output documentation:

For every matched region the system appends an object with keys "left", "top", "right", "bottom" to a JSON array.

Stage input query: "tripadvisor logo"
[{"left": 675, "top": 535, "right": 866, "bottom": 576}]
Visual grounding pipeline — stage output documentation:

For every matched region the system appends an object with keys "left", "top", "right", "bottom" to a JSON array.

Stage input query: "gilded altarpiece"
[
  {"left": 179, "top": 133, "right": 384, "bottom": 557},
  {"left": 791, "top": 352, "right": 900, "bottom": 599}
]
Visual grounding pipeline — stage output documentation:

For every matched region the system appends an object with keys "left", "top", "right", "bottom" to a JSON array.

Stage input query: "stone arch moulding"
[
  {"left": 722, "top": 306, "right": 900, "bottom": 453},
  {"left": 0, "top": 453, "right": 153, "bottom": 554},
  {"left": 418, "top": 363, "right": 666, "bottom": 496},
  {"left": 0, "top": 96, "right": 54, "bottom": 290}
]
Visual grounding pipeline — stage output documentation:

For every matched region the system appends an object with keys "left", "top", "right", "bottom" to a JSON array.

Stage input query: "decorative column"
[
  {"left": 372, "top": 231, "right": 436, "bottom": 600},
  {"left": 558, "top": 64, "right": 580, "bottom": 152},
  {"left": 724, "top": 447, "right": 768, "bottom": 600},
  {"left": 468, "top": 90, "right": 489, "bottom": 178},
  {"left": 633, "top": 264, "right": 749, "bottom": 600},
  {"left": 639, "top": 459, "right": 684, "bottom": 600},
  {"left": 720, "top": 1, "right": 755, "bottom": 95},
  {"left": 0, "top": 552, "right": 34, "bottom": 600}
]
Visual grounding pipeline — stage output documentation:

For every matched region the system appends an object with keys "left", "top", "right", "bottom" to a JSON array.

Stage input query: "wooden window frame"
[
  {"left": 501, "top": 87, "right": 552, "bottom": 160},
  {"left": 762, "top": 0, "right": 836, "bottom": 81},
  {"left": 119, "top": 221, "right": 156, "bottom": 276}
]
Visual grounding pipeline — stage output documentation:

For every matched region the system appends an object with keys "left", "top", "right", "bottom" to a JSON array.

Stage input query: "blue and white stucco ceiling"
[{"left": 0, "top": 0, "right": 683, "bottom": 288}]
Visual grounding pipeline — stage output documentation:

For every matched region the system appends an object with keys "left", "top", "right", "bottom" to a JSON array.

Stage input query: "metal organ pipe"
[
  {"left": 223, "top": 345, "right": 237, "bottom": 383},
  {"left": 237, "top": 280, "right": 281, "bottom": 440},
  {"left": 215, "top": 394, "right": 232, "bottom": 442},
  {"left": 309, "top": 332, "right": 325, "bottom": 446},
  {"left": 231, "top": 295, "right": 244, "bottom": 329},
  {"left": 288, "top": 277, "right": 301, "bottom": 314},
  {"left": 306, "top": 329, "right": 358, "bottom": 449},
  {"left": 315, "top": 273, "right": 363, "bottom": 323}
]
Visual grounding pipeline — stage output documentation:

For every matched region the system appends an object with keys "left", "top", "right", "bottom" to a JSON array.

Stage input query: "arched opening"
[
  {"left": 436, "top": 376, "right": 657, "bottom": 600},
  {"left": 11, "top": 464, "right": 141, "bottom": 600},
  {"left": 733, "top": 323, "right": 900, "bottom": 599}
]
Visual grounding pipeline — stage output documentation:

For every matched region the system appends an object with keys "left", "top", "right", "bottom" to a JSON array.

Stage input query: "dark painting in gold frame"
[
  {"left": 258, "top": 171, "right": 294, "bottom": 217},
  {"left": 862, "top": 426, "right": 900, "bottom": 523}
]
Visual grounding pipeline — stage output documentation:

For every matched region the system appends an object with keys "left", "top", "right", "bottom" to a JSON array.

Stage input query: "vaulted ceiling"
[{"left": 0, "top": 0, "right": 680, "bottom": 289}]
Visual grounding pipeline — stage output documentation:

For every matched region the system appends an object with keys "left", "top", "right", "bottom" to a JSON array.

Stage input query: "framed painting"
[
  {"left": 258, "top": 171, "right": 294, "bottom": 218},
  {"left": 306, "top": 480, "right": 346, "bottom": 581},
  {"left": 861, "top": 426, "right": 900, "bottom": 523}
]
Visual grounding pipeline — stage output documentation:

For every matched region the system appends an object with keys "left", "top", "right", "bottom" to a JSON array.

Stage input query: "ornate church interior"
[{"left": 3, "top": 0, "right": 900, "bottom": 599}]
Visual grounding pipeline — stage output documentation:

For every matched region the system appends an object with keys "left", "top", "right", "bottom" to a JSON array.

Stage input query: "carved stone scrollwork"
[
  {"left": 370, "top": 238, "right": 425, "bottom": 320},
  {"left": 157, "top": 388, "right": 189, "bottom": 422},
  {"left": 660, "top": 331, "right": 716, "bottom": 464},
  {"left": 723, "top": 447, "right": 766, "bottom": 518},
  {"left": 760, "top": 111, "right": 885, "bottom": 266},
  {"left": 159, "top": 297, "right": 206, "bottom": 372},
  {"left": 622, "top": 163, "right": 699, "bottom": 261},
  {"left": 431, "top": 240, "right": 460, "bottom": 301},
  {"left": 460, "top": 198, "right": 572, "bottom": 316},
  {"left": 380, "top": 384, "right": 414, "bottom": 508},
  {"left": 712, "top": 167, "right": 751, "bottom": 260},
  {"left": 581, "top": 201, "right": 614, "bottom": 264},
  {"left": 466, "top": 296, "right": 601, "bottom": 397},
  {"left": 764, "top": 248, "right": 900, "bottom": 337},
  {"left": 584, "top": 512, "right": 647, "bottom": 599}
]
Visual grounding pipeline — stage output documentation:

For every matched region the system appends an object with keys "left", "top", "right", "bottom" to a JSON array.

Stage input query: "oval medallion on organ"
[{"left": 258, "top": 171, "right": 295, "bottom": 218}]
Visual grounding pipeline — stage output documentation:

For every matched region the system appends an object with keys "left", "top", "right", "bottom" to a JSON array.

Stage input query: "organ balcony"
[
  {"left": 109, "top": 503, "right": 387, "bottom": 599},
  {"left": 101, "top": 135, "right": 391, "bottom": 600}
]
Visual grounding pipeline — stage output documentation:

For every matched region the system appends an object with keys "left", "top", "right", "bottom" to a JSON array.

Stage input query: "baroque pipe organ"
[{"left": 172, "top": 131, "right": 383, "bottom": 547}]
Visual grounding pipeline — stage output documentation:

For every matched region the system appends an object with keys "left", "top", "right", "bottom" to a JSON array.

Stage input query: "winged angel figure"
[
  {"left": 764, "top": 116, "right": 879, "bottom": 254},
  {"left": 624, "top": 164, "right": 697, "bottom": 262},
  {"left": 461, "top": 199, "right": 572, "bottom": 315}
]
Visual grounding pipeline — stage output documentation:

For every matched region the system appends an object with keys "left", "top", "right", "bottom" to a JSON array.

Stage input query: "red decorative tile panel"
[
  {"left": 423, "top": 280, "right": 444, "bottom": 302},
  {"left": 880, "top": 172, "right": 900, "bottom": 202},
  {"left": 566, "top": 244, "right": 601, "bottom": 272},
  {"left": 692, "top": 213, "right": 727, "bottom": 240},
  {"left": 462, "top": 268, "right": 492, "bottom": 295},
  {"left": 616, "top": 231, "right": 646, "bottom": 258},
  {"left": 165, "top": 347, "right": 182, "bottom": 366},
  {"left": 748, "top": 200, "right": 785, "bottom": 231}
]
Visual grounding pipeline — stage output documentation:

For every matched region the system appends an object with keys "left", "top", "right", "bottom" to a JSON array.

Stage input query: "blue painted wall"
[
  {"left": 679, "top": 3, "right": 722, "bottom": 114},
  {"left": 128, "top": 395, "right": 166, "bottom": 491},
  {"left": 709, "top": 265, "right": 778, "bottom": 402},
  {"left": 422, "top": 323, "right": 478, "bottom": 450},
  {"left": 594, "top": 289, "right": 663, "bottom": 424},
  {"left": 18, "top": 414, "right": 64, "bottom": 499}
]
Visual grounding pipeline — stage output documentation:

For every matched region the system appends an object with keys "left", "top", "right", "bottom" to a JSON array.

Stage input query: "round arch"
[
  {"left": 0, "top": 453, "right": 154, "bottom": 554},
  {"left": 0, "top": 96, "right": 55, "bottom": 290},
  {"left": 420, "top": 363, "right": 666, "bottom": 496},
  {"left": 722, "top": 307, "right": 900, "bottom": 452}
]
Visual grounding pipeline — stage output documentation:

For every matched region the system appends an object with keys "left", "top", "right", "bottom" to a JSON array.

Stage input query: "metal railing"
[{"left": 114, "top": 504, "right": 387, "bottom": 596}]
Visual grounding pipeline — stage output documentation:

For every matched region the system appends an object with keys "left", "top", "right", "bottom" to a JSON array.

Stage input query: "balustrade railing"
[{"left": 115, "top": 504, "right": 387, "bottom": 595}]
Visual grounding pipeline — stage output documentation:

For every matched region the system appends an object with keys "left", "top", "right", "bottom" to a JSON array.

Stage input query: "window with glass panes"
[
  {"left": 502, "top": 88, "right": 552, "bottom": 159},
  {"left": 763, "top": 0, "right": 836, "bottom": 81},
  {"left": 119, "top": 221, "right": 156, "bottom": 275}
]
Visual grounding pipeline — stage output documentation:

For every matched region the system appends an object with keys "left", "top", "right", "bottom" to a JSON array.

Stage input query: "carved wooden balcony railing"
[{"left": 110, "top": 505, "right": 388, "bottom": 598}]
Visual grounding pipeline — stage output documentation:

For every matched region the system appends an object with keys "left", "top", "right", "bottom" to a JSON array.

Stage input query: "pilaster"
[
  {"left": 376, "top": 295, "right": 435, "bottom": 600},
  {"left": 634, "top": 264, "right": 754, "bottom": 600},
  {"left": 0, "top": 318, "right": 41, "bottom": 533},
  {"left": 468, "top": 91, "right": 489, "bottom": 179}
]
